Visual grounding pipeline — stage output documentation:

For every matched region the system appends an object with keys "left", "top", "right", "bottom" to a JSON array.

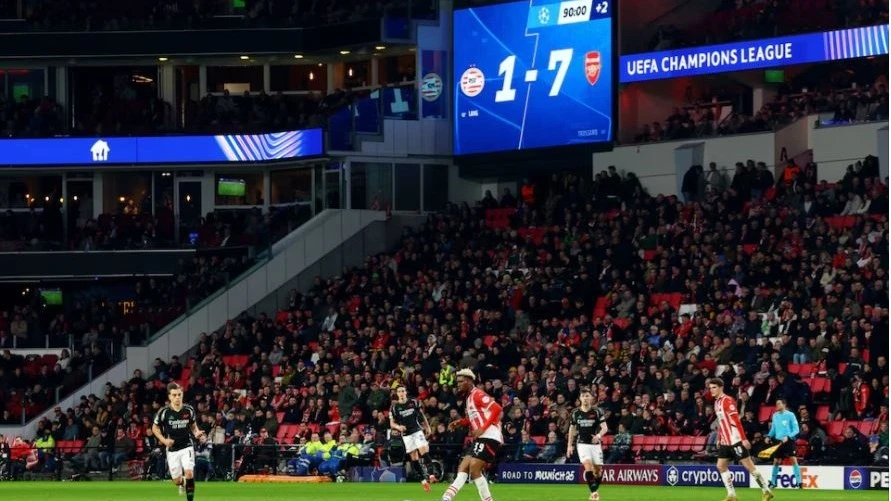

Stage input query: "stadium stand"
[
  {"left": 0, "top": 202, "right": 312, "bottom": 252},
  {"left": 635, "top": 68, "right": 888, "bottom": 144},
  {"left": 644, "top": 0, "right": 889, "bottom": 51},
  {"left": 19, "top": 0, "right": 436, "bottom": 31},
  {"left": 1, "top": 155, "right": 885, "bottom": 479},
  {"left": 0, "top": 90, "right": 366, "bottom": 139}
]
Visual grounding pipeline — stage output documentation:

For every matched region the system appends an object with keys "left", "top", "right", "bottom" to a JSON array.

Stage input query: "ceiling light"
[
  {"left": 375, "top": 46, "right": 386, "bottom": 50},
  {"left": 339, "top": 50, "right": 350, "bottom": 55},
  {"left": 158, "top": 57, "right": 169, "bottom": 62},
  {"left": 294, "top": 54, "right": 304, "bottom": 59},
  {"left": 239, "top": 55, "right": 250, "bottom": 60},
  {"left": 318, "top": 63, "right": 323, "bottom": 67}
]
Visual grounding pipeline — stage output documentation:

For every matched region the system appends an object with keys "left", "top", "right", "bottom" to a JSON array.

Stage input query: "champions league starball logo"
[{"left": 537, "top": 7, "right": 550, "bottom": 25}]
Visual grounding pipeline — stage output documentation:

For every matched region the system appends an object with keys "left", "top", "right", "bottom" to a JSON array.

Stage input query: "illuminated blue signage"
[
  {"left": 0, "top": 128, "right": 324, "bottom": 166},
  {"left": 453, "top": 0, "right": 614, "bottom": 155},
  {"left": 620, "top": 25, "right": 888, "bottom": 83}
]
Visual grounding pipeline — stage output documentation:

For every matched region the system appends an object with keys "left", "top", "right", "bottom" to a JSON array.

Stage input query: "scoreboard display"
[{"left": 453, "top": 0, "right": 614, "bottom": 156}]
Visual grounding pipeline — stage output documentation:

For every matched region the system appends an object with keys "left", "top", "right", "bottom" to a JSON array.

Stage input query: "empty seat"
[
  {"left": 827, "top": 420, "right": 845, "bottom": 439},
  {"left": 815, "top": 405, "right": 830, "bottom": 424}
]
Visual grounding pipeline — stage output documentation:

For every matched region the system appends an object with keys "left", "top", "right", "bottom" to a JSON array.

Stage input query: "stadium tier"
[{"left": 0, "top": 0, "right": 886, "bottom": 496}]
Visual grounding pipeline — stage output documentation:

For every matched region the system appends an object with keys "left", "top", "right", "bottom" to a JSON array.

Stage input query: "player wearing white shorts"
[
  {"left": 567, "top": 389, "right": 609, "bottom": 501},
  {"left": 390, "top": 385, "right": 436, "bottom": 491},
  {"left": 152, "top": 383, "right": 206, "bottom": 500}
]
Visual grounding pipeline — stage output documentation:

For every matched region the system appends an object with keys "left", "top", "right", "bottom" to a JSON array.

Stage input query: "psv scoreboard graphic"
[{"left": 453, "top": 0, "right": 615, "bottom": 155}]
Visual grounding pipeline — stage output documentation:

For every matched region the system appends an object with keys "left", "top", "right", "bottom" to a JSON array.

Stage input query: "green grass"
[{"left": 0, "top": 483, "right": 884, "bottom": 501}]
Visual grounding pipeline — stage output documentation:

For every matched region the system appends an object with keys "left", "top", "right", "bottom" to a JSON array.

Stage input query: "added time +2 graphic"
[{"left": 453, "top": 0, "right": 614, "bottom": 155}]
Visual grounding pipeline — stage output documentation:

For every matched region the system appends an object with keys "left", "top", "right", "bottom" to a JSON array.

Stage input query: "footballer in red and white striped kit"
[
  {"left": 442, "top": 369, "right": 502, "bottom": 501},
  {"left": 709, "top": 378, "right": 773, "bottom": 501}
]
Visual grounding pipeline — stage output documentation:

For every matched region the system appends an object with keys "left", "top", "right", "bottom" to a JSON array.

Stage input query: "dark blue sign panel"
[
  {"left": 0, "top": 128, "right": 323, "bottom": 166},
  {"left": 453, "top": 0, "right": 614, "bottom": 155},
  {"left": 498, "top": 463, "right": 581, "bottom": 484},
  {"left": 621, "top": 24, "right": 889, "bottom": 83},
  {"left": 664, "top": 465, "right": 749, "bottom": 487},
  {"left": 348, "top": 466, "right": 406, "bottom": 482},
  {"left": 844, "top": 467, "right": 889, "bottom": 490}
]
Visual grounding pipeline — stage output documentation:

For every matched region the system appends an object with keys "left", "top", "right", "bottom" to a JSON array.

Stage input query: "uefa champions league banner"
[
  {"left": 420, "top": 50, "right": 447, "bottom": 119},
  {"left": 0, "top": 128, "right": 324, "bottom": 166},
  {"left": 620, "top": 24, "right": 889, "bottom": 82}
]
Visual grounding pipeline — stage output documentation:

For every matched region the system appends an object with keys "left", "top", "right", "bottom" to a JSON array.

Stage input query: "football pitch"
[{"left": 0, "top": 483, "right": 885, "bottom": 501}]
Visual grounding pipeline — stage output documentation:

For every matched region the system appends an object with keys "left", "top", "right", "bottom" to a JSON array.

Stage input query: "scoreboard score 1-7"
[{"left": 453, "top": 0, "right": 614, "bottom": 156}]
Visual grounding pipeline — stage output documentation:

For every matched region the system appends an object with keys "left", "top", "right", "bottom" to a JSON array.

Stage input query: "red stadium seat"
[
  {"left": 815, "top": 405, "right": 830, "bottom": 425},
  {"left": 532, "top": 436, "right": 546, "bottom": 447},
  {"left": 665, "top": 436, "right": 683, "bottom": 453},
  {"left": 827, "top": 420, "right": 845, "bottom": 440},
  {"left": 857, "top": 421, "right": 873, "bottom": 436},
  {"left": 758, "top": 406, "right": 775, "bottom": 423},
  {"left": 692, "top": 436, "right": 708, "bottom": 451}
]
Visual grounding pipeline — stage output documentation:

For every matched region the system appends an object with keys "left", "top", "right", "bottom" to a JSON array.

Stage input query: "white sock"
[
  {"left": 473, "top": 475, "right": 493, "bottom": 501},
  {"left": 721, "top": 471, "right": 736, "bottom": 496},
  {"left": 443, "top": 472, "right": 468, "bottom": 501},
  {"left": 753, "top": 471, "right": 770, "bottom": 493}
]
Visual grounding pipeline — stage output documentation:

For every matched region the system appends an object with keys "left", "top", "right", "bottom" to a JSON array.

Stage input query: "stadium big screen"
[{"left": 453, "top": 0, "right": 615, "bottom": 156}]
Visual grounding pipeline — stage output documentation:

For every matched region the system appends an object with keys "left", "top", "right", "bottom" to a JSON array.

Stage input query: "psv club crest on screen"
[{"left": 585, "top": 51, "right": 602, "bottom": 85}]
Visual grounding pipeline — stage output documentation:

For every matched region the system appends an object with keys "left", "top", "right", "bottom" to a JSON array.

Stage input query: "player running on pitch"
[
  {"left": 390, "top": 385, "right": 437, "bottom": 491},
  {"left": 441, "top": 369, "right": 502, "bottom": 501},
  {"left": 709, "top": 378, "right": 773, "bottom": 501},
  {"left": 567, "top": 388, "right": 609, "bottom": 501},
  {"left": 765, "top": 398, "right": 802, "bottom": 488},
  {"left": 152, "top": 383, "right": 206, "bottom": 501}
]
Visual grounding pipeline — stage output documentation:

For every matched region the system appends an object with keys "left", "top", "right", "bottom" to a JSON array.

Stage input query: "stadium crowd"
[
  {"left": 0, "top": 200, "right": 312, "bottom": 252},
  {"left": 1, "top": 88, "right": 367, "bottom": 138},
  {"left": 644, "top": 0, "right": 888, "bottom": 51},
  {"left": 20, "top": 0, "right": 436, "bottom": 31},
  {"left": 0, "top": 150, "right": 887, "bottom": 479},
  {"left": 635, "top": 75, "right": 888, "bottom": 143}
]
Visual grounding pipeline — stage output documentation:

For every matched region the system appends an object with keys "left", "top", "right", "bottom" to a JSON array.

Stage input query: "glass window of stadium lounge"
[
  {"left": 214, "top": 172, "right": 263, "bottom": 207},
  {"left": 350, "top": 162, "right": 393, "bottom": 211},
  {"left": 0, "top": 174, "right": 63, "bottom": 249},
  {"left": 103, "top": 172, "right": 151, "bottom": 216},
  {"left": 270, "top": 169, "right": 312, "bottom": 205}
]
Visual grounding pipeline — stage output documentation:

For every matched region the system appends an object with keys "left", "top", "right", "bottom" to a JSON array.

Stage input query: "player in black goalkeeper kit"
[
  {"left": 390, "top": 385, "right": 436, "bottom": 491},
  {"left": 152, "top": 383, "right": 206, "bottom": 501},
  {"left": 567, "top": 389, "right": 609, "bottom": 501}
]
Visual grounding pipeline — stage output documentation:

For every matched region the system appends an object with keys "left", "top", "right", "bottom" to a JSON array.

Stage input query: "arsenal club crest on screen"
[{"left": 585, "top": 51, "right": 602, "bottom": 85}]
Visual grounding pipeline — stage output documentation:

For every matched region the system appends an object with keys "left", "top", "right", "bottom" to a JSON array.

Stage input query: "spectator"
[
  {"left": 536, "top": 431, "right": 562, "bottom": 463},
  {"left": 606, "top": 423, "right": 631, "bottom": 464},
  {"left": 514, "top": 430, "right": 540, "bottom": 462},
  {"left": 869, "top": 421, "right": 889, "bottom": 464}
]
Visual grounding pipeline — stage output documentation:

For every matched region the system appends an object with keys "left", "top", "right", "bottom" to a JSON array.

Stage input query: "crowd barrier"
[{"left": 495, "top": 464, "right": 889, "bottom": 490}]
